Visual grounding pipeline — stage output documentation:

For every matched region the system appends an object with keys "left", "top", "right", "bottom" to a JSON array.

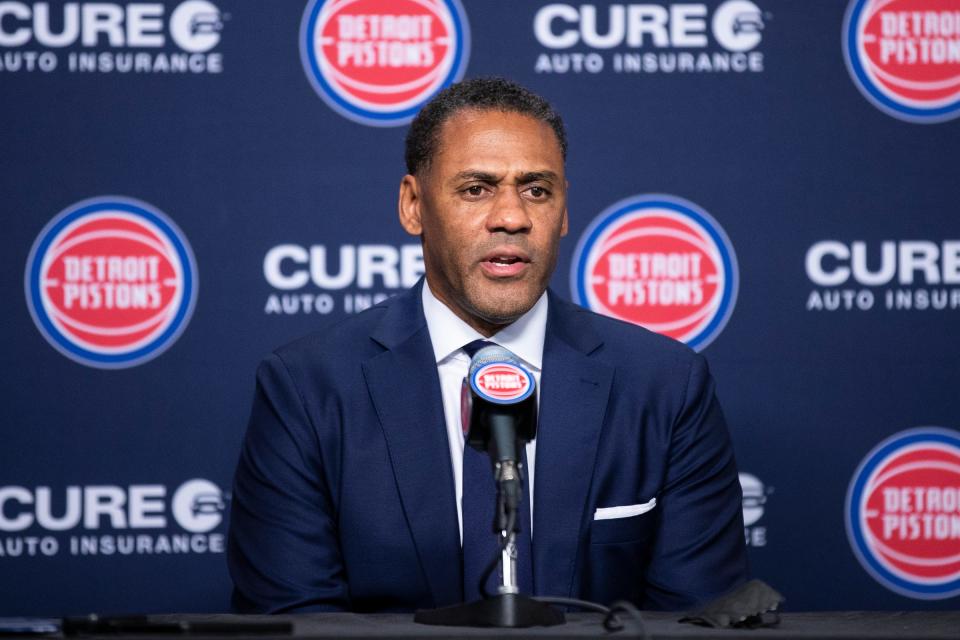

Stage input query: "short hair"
[{"left": 404, "top": 77, "right": 567, "bottom": 176}]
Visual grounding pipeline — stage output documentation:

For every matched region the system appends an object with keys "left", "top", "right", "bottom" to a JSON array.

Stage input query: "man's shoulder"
[
  {"left": 268, "top": 294, "right": 402, "bottom": 371},
  {"left": 550, "top": 294, "right": 698, "bottom": 366}
]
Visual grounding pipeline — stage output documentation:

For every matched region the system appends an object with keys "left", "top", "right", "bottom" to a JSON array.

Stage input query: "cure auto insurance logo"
[
  {"left": 570, "top": 194, "right": 738, "bottom": 351},
  {"left": 843, "top": 0, "right": 960, "bottom": 123},
  {"left": 300, "top": 0, "right": 470, "bottom": 126},
  {"left": 846, "top": 428, "right": 960, "bottom": 599},
  {"left": 25, "top": 197, "right": 197, "bottom": 369}
]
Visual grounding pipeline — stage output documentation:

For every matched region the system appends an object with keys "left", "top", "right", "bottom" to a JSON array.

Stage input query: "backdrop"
[{"left": 2, "top": 0, "right": 959, "bottom": 614}]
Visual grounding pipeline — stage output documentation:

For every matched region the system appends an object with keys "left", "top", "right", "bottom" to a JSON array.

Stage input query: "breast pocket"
[
  {"left": 584, "top": 505, "right": 659, "bottom": 604},
  {"left": 590, "top": 509, "right": 658, "bottom": 545}
]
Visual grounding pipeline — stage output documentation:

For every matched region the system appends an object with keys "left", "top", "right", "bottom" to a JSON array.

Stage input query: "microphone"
[
  {"left": 415, "top": 346, "right": 563, "bottom": 627},
  {"left": 461, "top": 344, "right": 537, "bottom": 534}
]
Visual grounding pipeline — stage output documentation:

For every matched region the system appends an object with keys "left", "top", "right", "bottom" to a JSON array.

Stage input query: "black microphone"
[
  {"left": 461, "top": 345, "right": 537, "bottom": 533},
  {"left": 415, "top": 347, "right": 563, "bottom": 627}
]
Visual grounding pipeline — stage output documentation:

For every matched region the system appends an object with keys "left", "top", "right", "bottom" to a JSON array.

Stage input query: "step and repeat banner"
[{"left": 2, "top": 0, "right": 959, "bottom": 614}]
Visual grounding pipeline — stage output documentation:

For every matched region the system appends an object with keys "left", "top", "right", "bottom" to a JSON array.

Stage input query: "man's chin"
[{"left": 467, "top": 291, "right": 543, "bottom": 326}]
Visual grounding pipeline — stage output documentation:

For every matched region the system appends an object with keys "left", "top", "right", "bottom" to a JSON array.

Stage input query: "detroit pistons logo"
[
  {"left": 300, "top": 0, "right": 470, "bottom": 126},
  {"left": 843, "top": 0, "right": 960, "bottom": 123},
  {"left": 25, "top": 197, "right": 197, "bottom": 369},
  {"left": 570, "top": 194, "right": 738, "bottom": 351},
  {"left": 471, "top": 362, "right": 534, "bottom": 405},
  {"left": 846, "top": 428, "right": 960, "bottom": 599}
]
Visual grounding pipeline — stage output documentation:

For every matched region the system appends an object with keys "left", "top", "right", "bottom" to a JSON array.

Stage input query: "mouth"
[{"left": 480, "top": 249, "right": 531, "bottom": 278}]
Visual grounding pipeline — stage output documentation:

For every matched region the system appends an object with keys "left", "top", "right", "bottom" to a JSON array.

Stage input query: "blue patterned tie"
[{"left": 460, "top": 340, "right": 534, "bottom": 601}]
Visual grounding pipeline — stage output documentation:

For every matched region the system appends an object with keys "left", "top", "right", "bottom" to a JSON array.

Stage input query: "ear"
[{"left": 398, "top": 174, "right": 423, "bottom": 236}]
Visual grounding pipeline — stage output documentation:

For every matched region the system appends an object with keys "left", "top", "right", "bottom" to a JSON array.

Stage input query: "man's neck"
[
  {"left": 426, "top": 282, "right": 517, "bottom": 338},
  {"left": 421, "top": 279, "right": 549, "bottom": 371}
]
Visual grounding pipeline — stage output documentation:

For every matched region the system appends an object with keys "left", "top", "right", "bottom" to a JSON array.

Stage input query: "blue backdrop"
[{"left": 2, "top": 0, "right": 959, "bottom": 614}]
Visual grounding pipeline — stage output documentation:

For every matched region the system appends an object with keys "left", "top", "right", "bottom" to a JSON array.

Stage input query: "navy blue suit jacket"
[{"left": 227, "top": 281, "right": 748, "bottom": 613}]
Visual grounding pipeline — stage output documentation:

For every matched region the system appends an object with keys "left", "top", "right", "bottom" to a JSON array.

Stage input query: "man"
[{"left": 228, "top": 78, "right": 747, "bottom": 614}]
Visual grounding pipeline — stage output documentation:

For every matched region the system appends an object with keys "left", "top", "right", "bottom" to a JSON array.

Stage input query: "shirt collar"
[{"left": 422, "top": 279, "right": 548, "bottom": 371}]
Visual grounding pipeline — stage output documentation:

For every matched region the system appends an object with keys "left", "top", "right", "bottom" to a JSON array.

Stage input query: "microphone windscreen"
[
  {"left": 467, "top": 345, "right": 536, "bottom": 406},
  {"left": 467, "top": 344, "right": 520, "bottom": 377}
]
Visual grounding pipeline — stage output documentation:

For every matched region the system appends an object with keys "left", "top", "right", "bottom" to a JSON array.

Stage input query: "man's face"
[{"left": 399, "top": 109, "right": 569, "bottom": 336}]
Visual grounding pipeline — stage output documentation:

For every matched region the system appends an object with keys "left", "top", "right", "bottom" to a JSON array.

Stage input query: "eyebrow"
[
  {"left": 517, "top": 171, "right": 560, "bottom": 184},
  {"left": 451, "top": 170, "right": 560, "bottom": 184},
  {"left": 452, "top": 171, "right": 499, "bottom": 184}
]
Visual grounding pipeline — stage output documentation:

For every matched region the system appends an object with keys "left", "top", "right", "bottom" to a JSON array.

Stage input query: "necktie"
[{"left": 460, "top": 340, "right": 534, "bottom": 601}]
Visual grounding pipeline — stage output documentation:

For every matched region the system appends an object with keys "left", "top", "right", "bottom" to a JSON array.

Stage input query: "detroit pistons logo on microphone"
[
  {"left": 570, "top": 194, "right": 738, "bottom": 351},
  {"left": 843, "top": 0, "right": 960, "bottom": 123},
  {"left": 300, "top": 0, "right": 470, "bottom": 126},
  {"left": 846, "top": 427, "right": 960, "bottom": 599},
  {"left": 471, "top": 362, "right": 535, "bottom": 405},
  {"left": 25, "top": 196, "right": 197, "bottom": 369}
]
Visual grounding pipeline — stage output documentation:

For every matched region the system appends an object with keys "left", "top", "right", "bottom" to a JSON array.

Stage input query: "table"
[{"left": 79, "top": 611, "right": 957, "bottom": 640}]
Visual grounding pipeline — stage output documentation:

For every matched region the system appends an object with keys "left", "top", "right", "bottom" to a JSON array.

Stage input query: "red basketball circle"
[
  {"left": 584, "top": 211, "right": 724, "bottom": 343},
  {"left": 856, "top": 0, "right": 960, "bottom": 106},
  {"left": 39, "top": 212, "right": 184, "bottom": 353},
  {"left": 314, "top": 0, "right": 456, "bottom": 111},
  {"left": 861, "top": 444, "right": 960, "bottom": 582}
]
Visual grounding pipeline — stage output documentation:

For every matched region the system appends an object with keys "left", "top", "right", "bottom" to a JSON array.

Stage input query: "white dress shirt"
[{"left": 421, "top": 280, "right": 547, "bottom": 543}]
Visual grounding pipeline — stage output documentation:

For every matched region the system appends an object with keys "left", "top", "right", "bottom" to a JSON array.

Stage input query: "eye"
[
  {"left": 524, "top": 185, "right": 550, "bottom": 199},
  {"left": 461, "top": 184, "right": 489, "bottom": 199}
]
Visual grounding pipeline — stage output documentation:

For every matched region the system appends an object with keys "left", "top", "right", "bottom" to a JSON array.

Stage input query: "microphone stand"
[
  {"left": 496, "top": 458, "right": 522, "bottom": 596},
  {"left": 414, "top": 460, "right": 564, "bottom": 628}
]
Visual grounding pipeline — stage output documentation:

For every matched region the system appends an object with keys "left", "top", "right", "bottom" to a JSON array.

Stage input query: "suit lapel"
[
  {"left": 533, "top": 295, "right": 613, "bottom": 597},
  {"left": 362, "top": 284, "right": 462, "bottom": 607}
]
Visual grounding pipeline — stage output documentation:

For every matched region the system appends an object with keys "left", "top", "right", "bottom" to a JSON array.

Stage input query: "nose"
[{"left": 485, "top": 187, "right": 532, "bottom": 234}]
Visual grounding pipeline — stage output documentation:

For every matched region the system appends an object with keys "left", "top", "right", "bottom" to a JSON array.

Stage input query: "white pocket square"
[{"left": 593, "top": 498, "right": 657, "bottom": 521}]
